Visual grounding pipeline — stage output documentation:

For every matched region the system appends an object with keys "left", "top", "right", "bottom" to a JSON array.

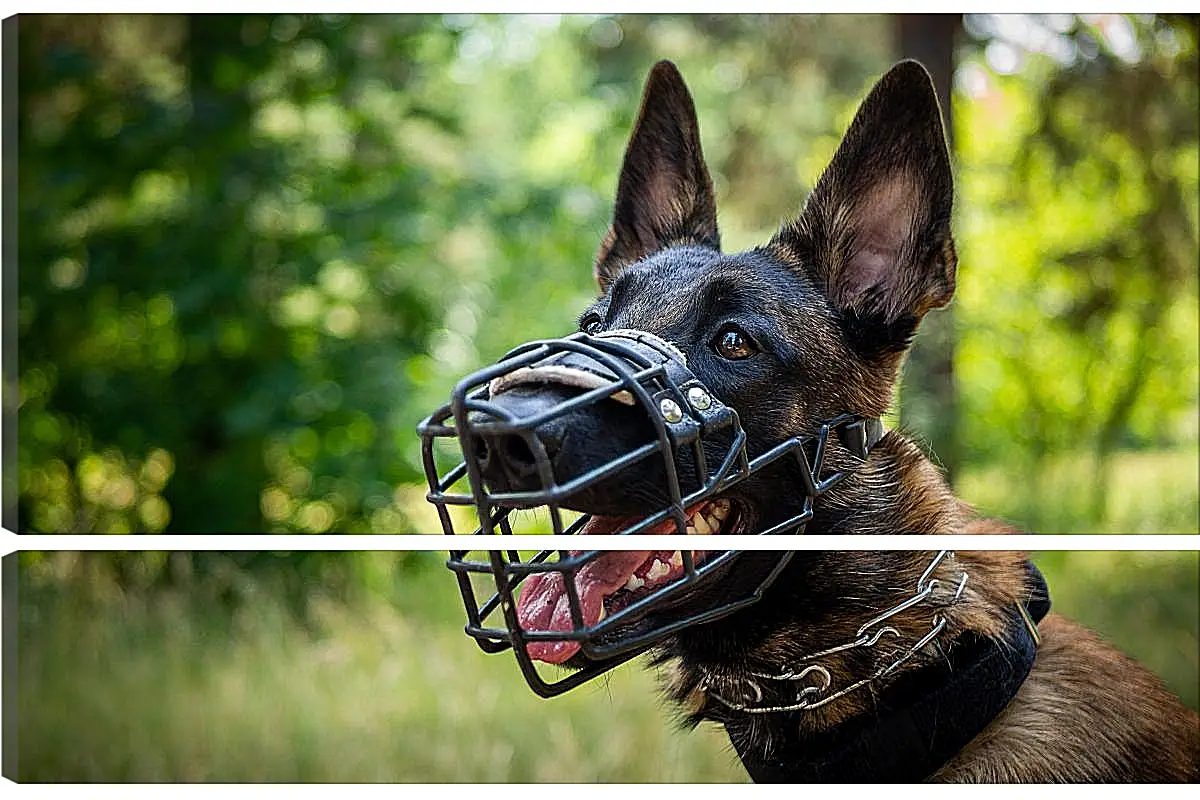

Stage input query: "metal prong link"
[{"left": 705, "top": 550, "right": 965, "bottom": 715}]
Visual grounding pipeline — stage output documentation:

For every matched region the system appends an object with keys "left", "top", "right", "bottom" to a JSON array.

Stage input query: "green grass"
[
  {"left": 16, "top": 551, "right": 1198, "bottom": 782},
  {"left": 16, "top": 564, "right": 746, "bottom": 782},
  {"left": 956, "top": 447, "right": 1199, "bottom": 533}
]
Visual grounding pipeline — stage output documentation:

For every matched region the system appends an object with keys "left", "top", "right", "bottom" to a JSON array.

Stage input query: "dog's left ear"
[
  {"left": 773, "top": 60, "right": 956, "bottom": 338},
  {"left": 594, "top": 60, "right": 721, "bottom": 291}
]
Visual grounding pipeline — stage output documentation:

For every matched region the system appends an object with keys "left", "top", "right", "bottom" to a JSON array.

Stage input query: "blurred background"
[
  {"left": 9, "top": 14, "right": 1199, "bottom": 780},
  {"left": 13, "top": 549, "right": 1199, "bottom": 781},
  {"left": 12, "top": 13, "right": 1199, "bottom": 535}
]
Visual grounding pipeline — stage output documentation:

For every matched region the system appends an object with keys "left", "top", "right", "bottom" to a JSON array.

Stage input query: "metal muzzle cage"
[
  {"left": 417, "top": 328, "right": 886, "bottom": 696},
  {"left": 419, "top": 329, "right": 751, "bottom": 536}
]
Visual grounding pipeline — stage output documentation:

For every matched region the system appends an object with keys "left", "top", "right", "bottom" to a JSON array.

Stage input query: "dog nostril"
[{"left": 503, "top": 436, "right": 538, "bottom": 475}]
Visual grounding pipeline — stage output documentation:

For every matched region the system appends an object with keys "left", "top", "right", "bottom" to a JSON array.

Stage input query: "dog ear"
[
  {"left": 773, "top": 60, "right": 956, "bottom": 338},
  {"left": 594, "top": 60, "right": 721, "bottom": 290}
]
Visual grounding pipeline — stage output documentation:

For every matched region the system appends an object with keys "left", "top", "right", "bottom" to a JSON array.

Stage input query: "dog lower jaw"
[{"left": 515, "top": 497, "right": 744, "bottom": 665}]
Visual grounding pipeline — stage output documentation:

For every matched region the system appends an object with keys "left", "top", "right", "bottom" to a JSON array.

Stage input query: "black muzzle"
[{"left": 417, "top": 328, "right": 884, "bottom": 696}]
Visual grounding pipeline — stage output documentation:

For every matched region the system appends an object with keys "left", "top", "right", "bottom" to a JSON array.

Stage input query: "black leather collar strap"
[{"left": 732, "top": 562, "right": 1052, "bottom": 783}]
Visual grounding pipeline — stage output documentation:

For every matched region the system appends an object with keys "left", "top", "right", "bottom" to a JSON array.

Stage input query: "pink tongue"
[{"left": 513, "top": 512, "right": 686, "bottom": 664}]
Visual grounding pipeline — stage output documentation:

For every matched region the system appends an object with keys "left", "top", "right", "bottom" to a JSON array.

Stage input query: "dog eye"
[
  {"left": 580, "top": 314, "right": 604, "bottom": 335},
  {"left": 713, "top": 325, "right": 757, "bottom": 360}
]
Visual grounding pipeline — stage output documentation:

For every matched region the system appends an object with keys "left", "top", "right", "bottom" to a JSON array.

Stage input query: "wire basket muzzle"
[{"left": 417, "top": 329, "right": 751, "bottom": 536}]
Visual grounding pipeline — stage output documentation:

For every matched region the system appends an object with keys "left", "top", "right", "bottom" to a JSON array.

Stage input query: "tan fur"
[
  {"left": 933, "top": 614, "right": 1200, "bottom": 782},
  {"left": 881, "top": 483, "right": 1199, "bottom": 781}
]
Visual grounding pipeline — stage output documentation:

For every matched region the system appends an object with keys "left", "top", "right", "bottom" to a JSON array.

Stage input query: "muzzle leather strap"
[{"left": 731, "top": 562, "right": 1052, "bottom": 783}]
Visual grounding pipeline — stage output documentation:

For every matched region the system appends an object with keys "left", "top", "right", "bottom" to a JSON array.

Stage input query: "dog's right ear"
[{"left": 594, "top": 60, "right": 721, "bottom": 291}]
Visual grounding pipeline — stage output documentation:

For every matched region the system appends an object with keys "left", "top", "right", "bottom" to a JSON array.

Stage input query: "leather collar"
[{"left": 730, "top": 562, "right": 1052, "bottom": 783}]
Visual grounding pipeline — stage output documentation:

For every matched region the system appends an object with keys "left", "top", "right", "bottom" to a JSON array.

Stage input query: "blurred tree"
[
  {"left": 895, "top": 14, "right": 962, "bottom": 478},
  {"left": 955, "top": 14, "right": 1199, "bottom": 528},
  {"left": 17, "top": 15, "right": 467, "bottom": 532}
]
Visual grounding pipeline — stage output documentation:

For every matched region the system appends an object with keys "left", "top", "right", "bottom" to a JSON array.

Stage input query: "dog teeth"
[
  {"left": 684, "top": 499, "right": 729, "bottom": 535},
  {"left": 646, "top": 559, "right": 670, "bottom": 581},
  {"left": 670, "top": 550, "right": 682, "bottom": 568},
  {"left": 624, "top": 574, "right": 645, "bottom": 592}
]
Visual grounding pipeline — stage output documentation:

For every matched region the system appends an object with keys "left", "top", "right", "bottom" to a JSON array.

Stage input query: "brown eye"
[
  {"left": 581, "top": 314, "right": 603, "bottom": 334},
  {"left": 714, "top": 326, "right": 756, "bottom": 360}
]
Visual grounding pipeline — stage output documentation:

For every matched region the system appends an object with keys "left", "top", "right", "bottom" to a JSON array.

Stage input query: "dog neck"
[
  {"left": 659, "top": 552, "right": 1047, "bottom": 782},
  {"left": 656, "top": 433, "right": 1046, "bottom": 781},
  {"left": 731, "top": 578, "right": 1048, "bottom": 783}
]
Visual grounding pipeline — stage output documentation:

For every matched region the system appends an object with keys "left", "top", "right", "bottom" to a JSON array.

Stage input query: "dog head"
[
  {"left": 432, "top": 59, "right": 958, "bottom": 682},
  {"left": 476, "top": 59, "right": 955, "bottom": 532}
]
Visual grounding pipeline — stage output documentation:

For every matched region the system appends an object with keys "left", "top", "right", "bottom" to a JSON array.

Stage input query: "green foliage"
[
  {"left": 957, "top": 448, "right": 1199, "bottom": 533},
  {"left": 18, "top": 15, "right": 467, "bottom": 532},
  {"left": 954, "top": 15, "right": 1199, "bottom": 529},
  {"left": 1034, "top": 550, "right": 1199, "bottom": 711}
]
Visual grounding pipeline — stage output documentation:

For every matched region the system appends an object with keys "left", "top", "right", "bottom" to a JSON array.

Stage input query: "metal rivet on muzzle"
[
  {"left": 687, "top": 386, "right": 712, "bottom": 411},
  {"left": 659, "top": 397, "right": 684, "bottom": 423}
]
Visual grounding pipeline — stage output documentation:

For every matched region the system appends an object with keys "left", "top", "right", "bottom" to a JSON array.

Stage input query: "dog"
[{"left": 447, "top": 59, "right": 1200, "bottom": 782}]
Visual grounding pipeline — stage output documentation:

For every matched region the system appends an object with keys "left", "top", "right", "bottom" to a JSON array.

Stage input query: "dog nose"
[
  {"left": 471, "top": 427, "right": 550, "bottom": 483},
  {"left": 471, "top": 388, "right": 570, "bottom": 492}
]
